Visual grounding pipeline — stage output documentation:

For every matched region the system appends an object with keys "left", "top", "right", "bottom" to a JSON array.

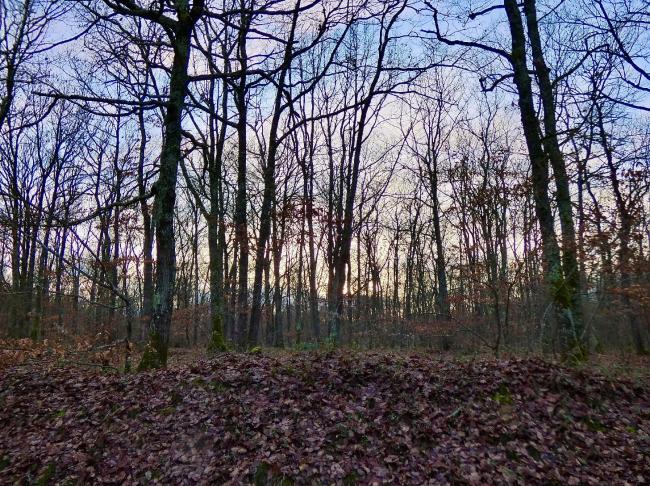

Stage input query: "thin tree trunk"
[
  {"left": 248, "top": 2, "right": 300, "bottom": 345},
  {"left": 234, "top": 6, "right": 250, "bottom": 347},
  {"left": 207, "top": 63, "right": 229, "bottom": 351},
  {"left": 137, "top": 107, "right": 154, "bottom": 342},
  {"left": 595, "top": 102, "right": 647, "bottom": 354}
]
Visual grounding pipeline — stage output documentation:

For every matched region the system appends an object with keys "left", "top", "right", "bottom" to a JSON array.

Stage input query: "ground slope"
[{"left": 0, "top": 353, "right": 648, "bottom": 484}]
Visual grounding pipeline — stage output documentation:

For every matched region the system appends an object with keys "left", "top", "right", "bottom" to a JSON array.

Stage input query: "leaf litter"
[{"left": 0, "top": 352, "right": 648, "bottom": 484}]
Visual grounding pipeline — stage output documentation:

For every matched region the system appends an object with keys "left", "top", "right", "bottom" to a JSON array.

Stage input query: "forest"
[{"left": 0, "top": 0, "right": 649, "bottom": 483}]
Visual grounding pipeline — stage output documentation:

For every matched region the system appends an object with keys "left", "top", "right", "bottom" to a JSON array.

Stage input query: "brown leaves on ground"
[
  {"left": 0, "top": 353, "right": 648, "bottom": 485},
  {"left": 0, "top": 336, "right": 127, "bottom": 372}
]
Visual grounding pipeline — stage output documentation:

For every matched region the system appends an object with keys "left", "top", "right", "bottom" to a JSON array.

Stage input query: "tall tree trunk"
[
  {"left": 247, "top": 2, "right": 299, "bottom": 345},
  {"left": 503, "top": 0, "right": 575, "bottom": 356},
  {"left": 55, "top": 222, "right": 68, "bottom": 328},
  {"left": 595, "top": 102, "right": 647, "bottom": 354},
  {"left": 207, "top": 68, "right": 229, "bottom": 351},
  {"left": 271, "top": 196, "right": 285, "bottom": 347},
  {"left": 306, "top": 170, "right": 320, "bottom": 341},
  {"left": 295, "top": 186, "right": 305, "bottom": 344},
  {"left": 427, "top": 156, "right": 449, "bottom": 320},
  {"left": 234, "top": 6, "right": 250, "bottom": 347},
  {"left": 522, "top": 0, "right": 583, "bottom": 353},
  {"left": 139, "top": 24, "right": 192, "bottom": 370},
  {"left": 137, "top": 107, "right": 154, "bottom": 341}
]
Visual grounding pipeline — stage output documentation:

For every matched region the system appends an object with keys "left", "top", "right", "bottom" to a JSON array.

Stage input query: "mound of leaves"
[{"left": 0, "top": 353, "right": 648, "bottom": 484}]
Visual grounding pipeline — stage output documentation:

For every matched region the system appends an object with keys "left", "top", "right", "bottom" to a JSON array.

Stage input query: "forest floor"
[{"left": 0, "top": 347, "right": 648, "bottom": 485}]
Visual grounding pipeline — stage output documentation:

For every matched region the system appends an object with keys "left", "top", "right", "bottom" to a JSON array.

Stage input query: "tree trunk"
[
  {"left": 137, "top": 107, "right": 154, "bottom": 342},
  {"left": 234, "top": 8, "right": 250, "bottom": 347},
  {"left": 207, "top": 69, "right": 229, "bottom": 352},
  {"left": 522, "top": 0, "right": 583, "bottom": 353},
  {"left": 503, "top": 0, "right": 574, "bottom": 356},
  {"left": 139, "top": 25, "right": 192, "bottom": 370},
  {"left": 248, "top": 2, "right": 299, "bottom": 345},
  {"left": 595, "top": 102, "right": 647, "bottom": 354}
]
